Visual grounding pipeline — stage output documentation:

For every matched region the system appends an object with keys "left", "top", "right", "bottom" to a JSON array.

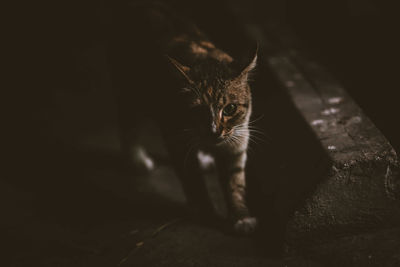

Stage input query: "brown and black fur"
[{"left": 109, "top": 2, "right": 257, "bottom": 233}]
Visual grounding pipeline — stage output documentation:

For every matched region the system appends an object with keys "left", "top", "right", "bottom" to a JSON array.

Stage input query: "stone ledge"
[
  {"left": 235, "top": 14, "right": 400, "bottom": 243},
  {"left": 268, "top": 52, "right": 400, "bottom": 241}
]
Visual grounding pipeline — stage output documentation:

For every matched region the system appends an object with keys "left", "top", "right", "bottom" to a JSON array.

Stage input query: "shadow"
[
  {"left": 244, "top": 57, "right": 332, "bottom": 257},
  {"left": 7, "top": 1, "right": 336, "bottom": 266},
  {"left": 174, "top": 0, "right": 333, "bottom": 257},
  {"left": 4, "top": 137, "right": 189, "bottom": 266}
]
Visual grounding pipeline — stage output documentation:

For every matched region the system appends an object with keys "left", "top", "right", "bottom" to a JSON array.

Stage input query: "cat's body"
[{"left": 109, "top": 2, "right": 257, "bottom": 233}]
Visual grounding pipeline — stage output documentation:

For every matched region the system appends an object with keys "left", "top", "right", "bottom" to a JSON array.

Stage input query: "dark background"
[
  {"left": 18, "top": 0, "right": 400, "bottom": 151},
  {"left": 6, "top": 0, "right": 400, "bottom": 266},
  {"left": 285, "top": 0, "right": 400, "bottom": 152}
]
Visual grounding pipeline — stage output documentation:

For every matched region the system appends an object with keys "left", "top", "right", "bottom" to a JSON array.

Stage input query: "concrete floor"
[{"left": 5, "top": 72, "right": 400, "bottom": 266}]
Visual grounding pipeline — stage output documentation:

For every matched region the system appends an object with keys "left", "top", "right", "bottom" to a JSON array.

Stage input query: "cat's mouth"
[
  {"left": 206, "top": 136, "right": 225, "bottom": 145},
  {"left": 215, "top": 137, "right": 227, "bottom": 145},
  {"left": 201, "top": 133, "right": 226, "bottom": 146},
  {"left": 201, "top": 129, "right": 234, "bottom": 146},
  {"left": 213, "top": 133, "right": 234, "bottom": 146}
]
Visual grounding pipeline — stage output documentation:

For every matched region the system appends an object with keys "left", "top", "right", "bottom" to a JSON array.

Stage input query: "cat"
[{"left": 109, "top": 2, "right": 258, "bottom": 233}]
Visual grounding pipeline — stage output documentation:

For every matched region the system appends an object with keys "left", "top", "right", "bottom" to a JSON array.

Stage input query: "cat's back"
[
  {"left": 109, "top": 2, "right": 233, "bottom": 117},
  {"left": 111, "top": 1, "right": 232, "bottom": 68},
  {"left": 111, "top": 2, "right": 197, "bottom": 56}
]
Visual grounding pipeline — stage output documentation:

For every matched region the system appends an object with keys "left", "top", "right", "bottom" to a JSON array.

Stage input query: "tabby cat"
[{"left": 109, "top": 2, "right": 258, "bottom": 233}]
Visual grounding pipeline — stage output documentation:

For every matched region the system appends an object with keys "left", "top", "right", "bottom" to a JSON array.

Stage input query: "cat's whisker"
[
  {"left": 183, "top": 86, "right": 201, "bottom": 98},
  {"left": 243, "top": 126, "right": 272, "bottom": 141},
  {"left": 248, "top": 136, "right": 261, "bottom": 146},
  {"left": 229, "top": 138, "right": 239, "bottom": 147},
  {"left": 115, "top": 4, "right": 260, "bottom": 235},
  {"left": 250, "top": 130, "right": 272, "bottom": 142},
  {"left": 246, "top": 131, "right": 269, "bottom": 143},
  {"left": 248, "top": 114, "right": 265, "bottom": 125},
  {"left": 247, "top": 130, "right": 268, "bottom": 138},
  {"left": 233, "top": 128, "right": 270, "bottom": 146}
]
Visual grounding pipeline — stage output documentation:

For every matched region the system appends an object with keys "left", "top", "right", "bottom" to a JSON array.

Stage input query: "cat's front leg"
[
  {"left": 164, "top": 137, "right": 216, "bottom": 222},
  {"left": 117, "top": 104, "right": 154, "bottom": 173},
  {"left": 216, "top": 151, "right": 257, "bottom": 234}
]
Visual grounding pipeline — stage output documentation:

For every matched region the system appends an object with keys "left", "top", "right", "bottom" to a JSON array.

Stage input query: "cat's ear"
[
  {"left": 235, "top": 46, "right": 258, "bottom": 84},
  {"left": 166, "top": 55, "right": 194, "bottom": 85}
]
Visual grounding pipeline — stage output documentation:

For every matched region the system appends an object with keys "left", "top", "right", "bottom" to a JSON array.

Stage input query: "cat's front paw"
[
  {"left": 234, "top": 216, "right": 258, "bottom": 234},
  {"left": 130, "top": 147, "right": 155, "bottom": 173}
]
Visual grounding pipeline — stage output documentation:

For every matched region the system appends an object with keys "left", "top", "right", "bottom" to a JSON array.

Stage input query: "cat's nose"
[{"left": 209, "top": 123, "right": 223, "bottom": 141}]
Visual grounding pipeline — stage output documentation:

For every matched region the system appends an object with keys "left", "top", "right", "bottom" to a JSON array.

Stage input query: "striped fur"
[{"left": 112, "top": 3, "right": 258, "bottom": 233}]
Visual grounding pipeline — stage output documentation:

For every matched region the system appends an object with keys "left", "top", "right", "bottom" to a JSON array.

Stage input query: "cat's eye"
[{"left": 223, "top": 104, "right": 237, "bottom": 116}]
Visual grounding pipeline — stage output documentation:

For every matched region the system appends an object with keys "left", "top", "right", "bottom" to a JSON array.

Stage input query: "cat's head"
[{"left": 168, "top": 53, "right": 257, "bottom": 147}]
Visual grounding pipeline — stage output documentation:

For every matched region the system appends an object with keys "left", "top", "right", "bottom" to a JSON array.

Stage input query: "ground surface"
[{"left": 5, "top": 76, "right": 400, "bottom": 266}]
